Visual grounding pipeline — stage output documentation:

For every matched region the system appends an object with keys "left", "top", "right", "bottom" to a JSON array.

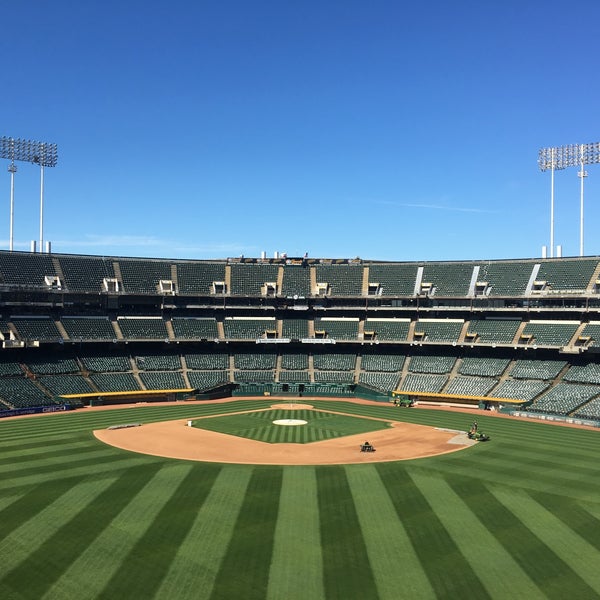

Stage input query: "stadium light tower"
[
  {"left": 0, "top": 136, "right": 58, "bottom": 252},
  {"left": 538, "top": 142, "right": 600, "bottom": 257}
]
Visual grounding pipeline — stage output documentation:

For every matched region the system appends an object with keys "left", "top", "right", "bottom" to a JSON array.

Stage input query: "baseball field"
[{"left": 0, "top": 398, "right": 599, "bottom": 599}]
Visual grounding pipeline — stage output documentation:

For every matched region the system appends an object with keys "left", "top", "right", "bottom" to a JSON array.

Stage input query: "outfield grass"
[
  {"left": 193, "top": 408, "right": 391, "bottom": 442},
  {"left": 0, "top": 399, "right": 599, "bottom": 599}
]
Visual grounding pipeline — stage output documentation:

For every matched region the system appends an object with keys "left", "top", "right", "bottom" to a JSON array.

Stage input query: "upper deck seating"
[
  {"left": 315, "top": 264, "right": 363, "bottom": 296},
  {"left": 0, "top": 251, "right": 57, "bottom": 288},
  {"left": 421, "top": 263, "right": 473, "bottom": 296},
  {"left": 230, "top": 263, "right": 280, "bottom": 296},
  {"left": 281, "top": 265, "right": 311, "bottom": 297},
  {"left": 536, "top": 259, "right": 598, "bottom": 292},
  {"left": 171, "top": 318, "right": 219, "bottom": 340},
  {"left": 61, "top": 317, "right": 115, "bottom": 340},
  {"left": 478, "top": 261, "right": 533, "bottom": 296},
  {"left": 118, "top": 259, "right": 172, "bottom": 294},
  {"left": 367, "top": 264, "right": 419, "bottom": 296},
  {"left": 58, "top": 255, "right": 115, "bottom": 292},
  {"left": 176, "top": 262, "right": 227, "bottom": 295}
]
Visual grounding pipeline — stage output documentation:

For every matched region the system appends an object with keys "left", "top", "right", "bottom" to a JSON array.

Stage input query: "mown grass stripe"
[
  {"left": 0, "top": 474, "right": 126, "bottom": 595},
  {"left": 267, "top": 467, "right": 324, "bottom": 600},
  {"left": 346, "top": 465, "right": 435, "bottom": 599},
  {"left": 0, "top": 439, "right": 97, "bottom": 465},
  {"left": 42, "top": 463, "right": 194, "bottom": 600},
  {"left": 410, "top": 470, "right": 545, "bottom": 599},
  {"left": 97, "top": 462, "right": 221, "bottom": 599},
  {"left": 447, "top": 477, "right": 598, "bottom": 599},
  {"left": 377, "top": 463, "right": 489, "bottom": 599},
  {"left": 0, "top": 477, "right": 82, "bottom": 542},
  {"left": 156, "top": 465, "right": 251, "bottom": 600},
  {"left": 316, "top": 466, "right": 377, "bottom": 599},
  {"left": 210, "top": 467, "right": 282, "bottom": 600},
  {"left": 492, "top": 486, "right": 600, "bottom": 594}
]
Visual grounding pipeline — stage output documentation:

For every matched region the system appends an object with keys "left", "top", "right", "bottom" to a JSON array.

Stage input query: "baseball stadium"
[{"left": 0, "top": 251, "right": 600, "bottom": 599}]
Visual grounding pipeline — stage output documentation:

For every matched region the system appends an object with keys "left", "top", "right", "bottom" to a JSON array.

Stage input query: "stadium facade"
[{"left": 1, "top": 250, "right": 600, "bottom": 425}]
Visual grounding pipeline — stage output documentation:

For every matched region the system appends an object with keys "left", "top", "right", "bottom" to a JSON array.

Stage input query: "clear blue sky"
[{"left": 2, "top": 1, "right": 599, "bottom": 261}]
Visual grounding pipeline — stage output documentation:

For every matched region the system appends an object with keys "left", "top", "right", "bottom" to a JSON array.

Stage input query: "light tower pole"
[
  {"left": 538, "top": 141, "right": 600, "bottom": 257},
  {"left": 0, "top": 136, "right": 58, "bottom": 252}
]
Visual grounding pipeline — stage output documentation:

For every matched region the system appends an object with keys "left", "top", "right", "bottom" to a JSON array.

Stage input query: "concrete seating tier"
[
  {"left": 364, "top": 319, "right": 410, "bottom": 341},
  {"left": 118, "top": 259, "right": 172, "bottom": 294},
  {"left": 234, "top": 353, "right": 277, "bottom": 370},
  {"left": 509, "top": 360, "right": 567, "bottom": 380},
  {"left": 358, "top": 371, "right": 400, "bottom": 391},
  {"left": 0, "top": 377, "right": 54, "bottom": 408},
  {"left": 61, "top": 317, "right": 115, "bottom": 340},
  {"left": 171, "top": 318, "right": 219, "bottom": 340},
  {"left": 444, "top": 376, "right": 497, "bottom": 397},
  {"left": 489, "top": 379, "right": 548, "bottom": 401},
  {"left": 313, "top": 353, "right": 356, "bottom": 371},
  {"left": 234, "top": 370, "right": 275, "bottom": 382},
  {"left": 223, "top": 318, "right": 277, "bottom": 339},
  {"left": 139, "top": 372, "right": 187, "bottom": 390},
  {"left": 408, "top": 355, "right": 456, "bottom": 374},
  {"left": 187, "top": 371, "right": 230, "bottom": 390},
  {"left": 528, "top": 383, "right": 600, "bottom": 416},
  {"left": 90, "top": 373, "right": 141, "bottom": 392},
  {"left": 38, "top": 374, "right": 95, "bottom": 396},
  {"left": 0, "top": 361, "right": 23, "bottom": 376},
  {"left": 135, "top": 355, "right": 181, "bottom": 371},
  {"left": 400, "top": 373, "right": 447, "bottom": 393},
  {"left": 564, "top": 363, "right": 600, "bottom": 384},
  {"left": 314, "top": 318, "right": 359, "bottom": 340},
  {"left": 279, "top": 370, "right": 310, "bottom": 382},
  {"left": 117, "top": 317, "right": 169, "bottom": 339},
  {"left": 413, "top": 319, "right": 463, "bottom": 343},
  {"left": 11, "top": 318, "right": 63, "bottom": 342},
  {"left": 280, "top": 353, "right": 309, "bottom": 370},
  {"left": 466, "top": 319, "right": 520, "bottom": 343},
  {"left": 458, "top": 357, "right": 510, "bottom": 377},
  {"left": 361, "top": 353, "right": 405, "bottom": 372},
  {"left": 521, "top": 321, "right": 579, "bottom": 347},
  {"left": 24, "top": 357, "right": 80, "bottom": 374},
  {"left": 185, "top": 353, "right": 229, "bottom": 370},
  {"left": 80, "top": 355, "right": 131, "bottom": 372},
  {"left": 281, "top": 319, "right": 309, "bottom": 339},
  {"left": 314, "top": 371, "right": 355, "bottom": 383}
]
